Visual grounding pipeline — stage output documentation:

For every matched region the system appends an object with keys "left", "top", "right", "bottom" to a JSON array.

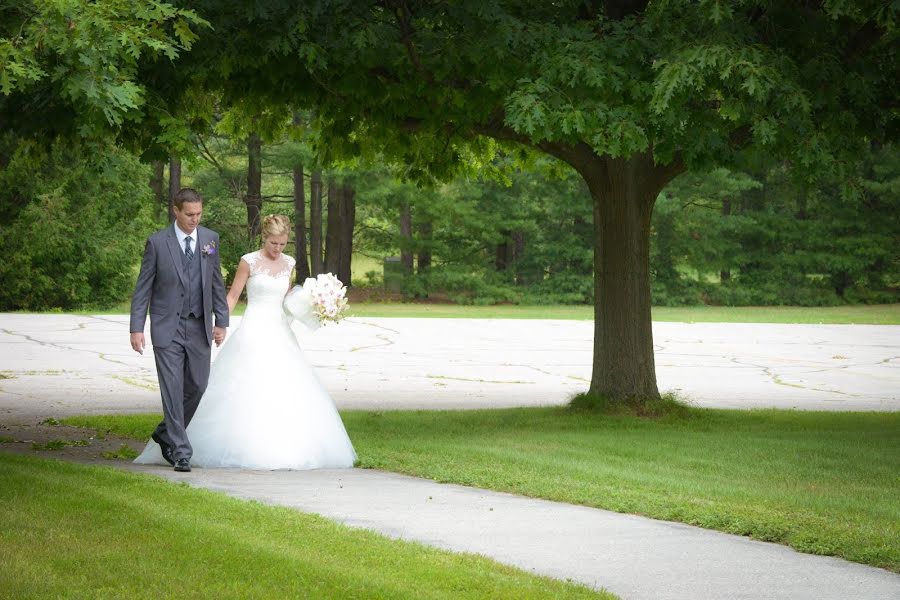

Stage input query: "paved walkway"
[{"left": 126, "top": 464, "right": 900, "bottom": 600}]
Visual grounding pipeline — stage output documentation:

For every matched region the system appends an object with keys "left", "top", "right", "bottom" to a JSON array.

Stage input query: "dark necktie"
[{"left": 184, "top": 236, "right": 194, "bottom": 260}]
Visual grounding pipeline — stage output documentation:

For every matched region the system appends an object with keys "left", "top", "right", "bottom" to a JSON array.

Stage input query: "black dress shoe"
[
  {"left": 174, "top": 458, "right": 191, "bottom": 472},
  {"left": 151, "top": 432, "right": 175, "bottom": 466}
]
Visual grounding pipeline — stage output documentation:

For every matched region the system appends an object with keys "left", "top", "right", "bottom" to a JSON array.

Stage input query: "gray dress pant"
[{"left": 152, "top": 315, "right": 211, "bottom": 460}]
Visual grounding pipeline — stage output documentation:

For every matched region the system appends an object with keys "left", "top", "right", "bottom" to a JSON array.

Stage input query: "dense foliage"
[
  {"left": 0, "top": 137, "right": 156, "bottom": 310},
  {"left": 368, "top": 146, "right": 899, "bottom": 307},
  {"left": 652, "top": 146, "right": 900, "bottom": 306}
]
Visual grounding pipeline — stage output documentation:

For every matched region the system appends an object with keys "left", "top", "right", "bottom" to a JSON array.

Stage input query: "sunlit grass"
[
  {"left": 64, "top": 407, "right": 900, "bottom": 572},
  {"left": 347, "top": 303, "right": 900, "bottom": 324},
  {"left": 0, "top": 453, "right": 609, "bottom": 599}
]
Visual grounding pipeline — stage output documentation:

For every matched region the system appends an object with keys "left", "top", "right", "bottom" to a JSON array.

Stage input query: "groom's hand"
[
  {"left": 130, "top": 332, "right": 145, "bottom": 355},
  {"left": 213, "top": 326, "right": 226, "bottom": 347}
]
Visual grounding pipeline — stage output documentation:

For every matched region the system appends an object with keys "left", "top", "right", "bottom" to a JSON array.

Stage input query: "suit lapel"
[
  {"left": 166, "top": 228, "right": 188, "bottom": 287},
  {"left": 198, "top": 227, "right": 210, "bottom": 290}
]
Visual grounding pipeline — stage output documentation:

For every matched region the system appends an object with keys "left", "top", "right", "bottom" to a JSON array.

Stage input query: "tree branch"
[
  {"left": 603, "top": 0, "right": 649, "bottom": 20},
  {"left": 473, "top": 115, "right": 603, "bottom": 179},
  {"left": 384, "top": 0, "right": 432, "bottom": 82},
  {"left": 194, "top": 133, "right": 223, "bottom": 173},
  {"left": 844, "top": 19, "right": 887, "bottom": 64},
  {"left": 727, "top": 124, "right": 753, "bottom": 151}
]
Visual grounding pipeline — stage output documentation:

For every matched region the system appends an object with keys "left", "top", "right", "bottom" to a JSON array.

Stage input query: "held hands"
[
  {"left": 132, "top": 329, "right": 225, "bottom": 352},
  {"left": 130, "top": 332, "right": 145, "bottom": 355}
]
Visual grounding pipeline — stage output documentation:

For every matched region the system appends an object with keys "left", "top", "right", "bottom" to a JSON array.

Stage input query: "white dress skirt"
[{"left": 134, "top": 251, "right": 357, "bottom": 470}]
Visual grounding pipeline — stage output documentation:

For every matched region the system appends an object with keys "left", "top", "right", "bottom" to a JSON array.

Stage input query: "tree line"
[{"left": 4, "top": 126, "right": 894, "bottom": 311}]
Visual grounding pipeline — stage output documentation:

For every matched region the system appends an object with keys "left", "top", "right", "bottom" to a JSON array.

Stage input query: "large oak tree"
[
  {"left": 187, "top": 0, "right": 898, "bottom": 404},
  {"left": 4, "top": 0, "right": 896, "bottom": 405}
]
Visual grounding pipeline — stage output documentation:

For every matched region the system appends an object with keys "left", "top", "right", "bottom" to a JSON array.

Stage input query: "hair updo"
[{"left": 260, "top": 214, "right": 291, "bottom": 239}]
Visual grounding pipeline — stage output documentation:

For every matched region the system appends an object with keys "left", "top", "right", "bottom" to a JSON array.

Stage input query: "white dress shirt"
[{"left": 174, "top": 223, "right": 196, "bottom": 255}]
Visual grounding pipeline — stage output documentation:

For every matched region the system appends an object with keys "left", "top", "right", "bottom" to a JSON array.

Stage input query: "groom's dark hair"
[{"left": 173, "top": 188, "right": 203, "bottom": 208}]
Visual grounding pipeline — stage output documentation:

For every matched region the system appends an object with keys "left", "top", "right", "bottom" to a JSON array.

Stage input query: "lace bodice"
[{"left": 241, "top": 251, "right": 296, "bottom": 313}]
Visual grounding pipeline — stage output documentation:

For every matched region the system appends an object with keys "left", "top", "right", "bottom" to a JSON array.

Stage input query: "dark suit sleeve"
[
  {"left": 211, "top": 233, "right": 230, "bottom": 328},
  {"left": 130, "top": 237, "right": 157, "bottom": 333}
]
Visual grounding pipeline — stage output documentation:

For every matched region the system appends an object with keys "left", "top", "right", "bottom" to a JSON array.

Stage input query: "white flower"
[{"left": 283, "top": 272, "right": 349, "bottom": 329}]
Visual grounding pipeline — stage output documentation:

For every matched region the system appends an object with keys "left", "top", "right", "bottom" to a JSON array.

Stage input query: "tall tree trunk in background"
[
  {"left": 309, "top": 170, "right": 324, "bottom": 275},
  {"left": 495, "top": 229, "right": 512, "bottom": 273},
  {"left": 416, "top": 219, "right": 432, "bottom": 275},
  {"left": 150, "top": 160, "right": 165, "bottom": 221},
  {"left": 324, "top": 179, "right": 341, "bottom": 275},
  {"left": 513, "top": 230, "right": 526, "bottom": 285},
  {"left": 167, "top": 157, "right": 181, "bottom": 223},
  {"left": 293, "top": 163, "right": 311, "bottom": 282},
  {"left": 245, "top": 131, "right": 263, "bottom": 239},
  {"left": 720, "top": 198, "right": 731, "bottom": 282},
  {"left": 796, "top": 193, "right": 808, "bottom": 220},
  {"left": 399, "top": 203, "right": 413, "bottom": 274},
  {"left": 338, "top": 184, "right": 356, "bottom": 285}
]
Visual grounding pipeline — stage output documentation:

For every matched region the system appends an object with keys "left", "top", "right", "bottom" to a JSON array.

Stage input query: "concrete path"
[
  {"left": 1, "top": 314, "right": 898, "bottom": 422},
  {"left": 126, "top": 464, "right": 900, "bottom": 600}
]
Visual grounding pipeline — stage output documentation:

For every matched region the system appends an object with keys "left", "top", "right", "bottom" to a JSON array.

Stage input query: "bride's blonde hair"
[{"left": 260, "top": 214, "right": 290, "bottom": 239}]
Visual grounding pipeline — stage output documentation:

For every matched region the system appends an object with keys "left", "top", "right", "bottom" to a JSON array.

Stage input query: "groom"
[{"left": 129, "top": 188, "right": 229, "bottom": 472}]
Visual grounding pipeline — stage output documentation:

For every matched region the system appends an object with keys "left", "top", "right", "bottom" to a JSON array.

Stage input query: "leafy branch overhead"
[
  {"left": 0, "top": 0, "right": 207, "bottom": 134},
  {"left": 266, "top": 1, "right": 897, "bottom": 185}
]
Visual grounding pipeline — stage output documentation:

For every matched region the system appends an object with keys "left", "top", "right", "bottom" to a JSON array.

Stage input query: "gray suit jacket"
[{"left": 130, "top": 224, "right": 229, "bottom": 348}]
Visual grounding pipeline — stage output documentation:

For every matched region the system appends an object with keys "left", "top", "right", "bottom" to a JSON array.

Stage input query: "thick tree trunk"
[
  {"left": 310, "top": 170, "right": 324, "bottom": 275},
  {"left": 581, "top": 152, "right": 679, "bottom": 403},
  {"left": 293, "top": 164, "right": 311, "bottom": 282},
  {"left": 480, "top": 128, "right": 680, "bottom": 406},
  {"left": 399, "top": 203, "right": 413, "bottom": 274},
  {"left": 167, "top": 157, "right": 181, "bottom": 223},
  {"left": 150, "top": 160, "right": 165, "bottom": 221},
  {"left": 245, "top": 132, "right": 263, "bottom": 239},
  {"left": 324, "top": 179, "right": 341, "bottom": 275},
  {"left": 338, "top": 185, "right": 356, "bottom": 285},
  {"left": 416, "top": 219, "right": 432, "bottom": 275}
]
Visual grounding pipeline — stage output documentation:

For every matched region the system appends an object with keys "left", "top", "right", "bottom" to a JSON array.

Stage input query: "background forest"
[{"left": 1, "top": 124, "right": 897, "bottom": 311}]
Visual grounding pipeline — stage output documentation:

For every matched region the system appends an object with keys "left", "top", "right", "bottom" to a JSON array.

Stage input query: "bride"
[{"left": 135, "top": 214, "right": 357, "bottom": 470}]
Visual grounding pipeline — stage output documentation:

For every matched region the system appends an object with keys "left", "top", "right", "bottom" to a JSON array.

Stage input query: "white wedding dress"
[{"left": 135, "top": 251, "right": 357, "bottom": 470}]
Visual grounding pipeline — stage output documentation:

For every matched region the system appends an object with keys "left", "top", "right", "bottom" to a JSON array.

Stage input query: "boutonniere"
[{"left": 201, "top": 241, "right": 218, "bottom": 257}]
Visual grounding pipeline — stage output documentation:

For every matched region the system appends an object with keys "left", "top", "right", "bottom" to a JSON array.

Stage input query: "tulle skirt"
[{"left": 134, "top": 305, "right": 356, "bottom": 470}]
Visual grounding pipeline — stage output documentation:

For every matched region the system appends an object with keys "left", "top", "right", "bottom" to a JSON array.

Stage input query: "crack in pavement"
[
  {"left": 427, "top": 374, "right": 534, "bottom": 385},
  {"left": 350, "top": 333, "right": 395, "bottom": 353},
  {"left": 717, "top": 356, "right": 853, "bottom": 396},
  {"left": 346, "top": 320, "right": 401, "bottom": 353},
  {"left": 2, "top": 327, "right": 134, "bottom": 368},
  {"left": 500, "top": 363, "right": 589, "bottom": 383}
]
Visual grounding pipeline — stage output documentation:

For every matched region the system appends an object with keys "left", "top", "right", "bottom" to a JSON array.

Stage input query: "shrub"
[{"left": 0, "top": 142, "right": 156, "bottom": 310}]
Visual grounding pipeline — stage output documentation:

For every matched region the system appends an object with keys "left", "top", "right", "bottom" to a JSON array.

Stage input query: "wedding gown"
[{"left": 135, "top": 250, "right": 357, "bottom": 470}]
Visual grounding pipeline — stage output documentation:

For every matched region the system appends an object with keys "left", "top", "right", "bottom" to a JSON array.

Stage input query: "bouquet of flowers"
[{"left": 283, "top": 272, "right": 349, "bottom": 330}]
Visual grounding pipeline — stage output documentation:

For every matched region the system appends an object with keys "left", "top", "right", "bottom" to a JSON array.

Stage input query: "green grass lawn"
[
  {"left": 64, "top": 408, "right": 900, "bottom": 573},
  {"left": 346, "top": 303, "right": 900, "bottom": 324},
  {"left": 0, "top": 453, "right": 608, "bottom": 599}
]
